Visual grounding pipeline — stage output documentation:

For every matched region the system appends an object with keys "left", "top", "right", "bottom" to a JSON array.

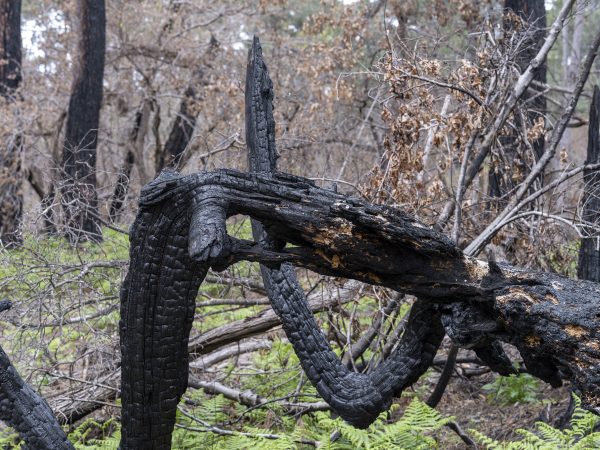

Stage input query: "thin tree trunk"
[
  {"left": 578, "top": 85, "right": 600, "bottom": 281},
  {"left": 489, "top": 0, "right": 547, "bottom": 201},
  {"left": 155, "top": 37, "right": 218, "bottom": 173},
  {"left": 109, "top": 99, "right": 152, "bottom": 222},
  {"left": 0, "top": 0, "right": 23, "bottom": 247},
  {"left": 60, "top": 0, "right": 105, "bottom": 243}
]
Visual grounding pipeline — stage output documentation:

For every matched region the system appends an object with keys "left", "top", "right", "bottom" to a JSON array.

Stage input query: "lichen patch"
[
  {"left": 565, "top": 324, "right": 588, "bottom": 339},
  {"left": 464, "top": 257, "right": 489, "bottom": 281},
  {"left": 525, "top": 335, "right": 541, "bottom": 346},
  {"left": 544, "top": 292, "right": 559, "bottom": 305}
]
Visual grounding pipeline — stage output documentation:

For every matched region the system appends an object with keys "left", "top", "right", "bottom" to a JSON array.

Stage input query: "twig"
[
  {"left": 437, "top": 0, "right": 577, "bottom": 228},
  {"left": 446, "top": 421, "right": 476, "bottom": 447},
  {"left": 176, "top": 405, "right": 319, "bottom": 446},
  {"left": 465, "top": 23, "right": 600, "bottom": 256}
]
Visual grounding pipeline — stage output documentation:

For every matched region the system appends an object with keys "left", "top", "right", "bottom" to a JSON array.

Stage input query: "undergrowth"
[{"left": 0, "top": 228, "right": 598, "bottom": 449}]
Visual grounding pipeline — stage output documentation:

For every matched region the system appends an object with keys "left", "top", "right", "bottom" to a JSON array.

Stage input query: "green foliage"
[
  {"left": 68, "top": 418, "right": 121, "bottom": 449},
  {"left": 298, "top": 399, "right": 454, "bottom": 450},
  {"left": 482, "top": 373, "right": 540, "bottom": 406},
  {"left": 535, "top": 240, "right": 579, "bottom": 278},
  {"left": 471, "top": 395, "right": 600, "bottom": 450},
  {"left": 173, "top": 397, "right": 453, "bottom": 450},
  {"left": 0, "top": 429, "right": 22, "bottom": 449}
]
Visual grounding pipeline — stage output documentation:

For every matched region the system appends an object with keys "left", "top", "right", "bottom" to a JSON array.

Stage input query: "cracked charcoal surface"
[
  {"left": 118, "top": 37, "right": 600, "bottom": 449},
  {"left": 120, "top": 160, "right": 600, "bottom": 448},
  {"left": 246, "top": 36, "right": 444, "bottom": 428},
  {"left": 0, "top": 346, "right": 74, "bottom": 449},
  {"left": 119, "top": 170, "right": 209, "bottom": 449}
]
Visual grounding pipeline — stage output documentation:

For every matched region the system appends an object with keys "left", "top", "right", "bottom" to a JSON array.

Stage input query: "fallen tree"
[
  {"left": 118, "top": 37, "right": 600, "bottom": 449},
  {"left": 0, "top": 34, "right": 598, "bottom": 450}
]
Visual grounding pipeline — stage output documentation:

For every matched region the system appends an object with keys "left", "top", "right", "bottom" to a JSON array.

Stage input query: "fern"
[
  {"left": 472, "top": 394, "right": 600, "bottom": 450},
  {"left": 291, "top": 398, "right": 452, "bottom": 450},
  {"left": 68, "top": 418, "right": 120, "bottom": 450}
]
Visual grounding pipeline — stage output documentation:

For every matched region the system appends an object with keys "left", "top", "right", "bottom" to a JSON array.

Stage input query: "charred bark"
[
  {"left": 0, "top": 303, "right": 73, "bottom": 449},
  {"left": 245, "top": 36, "right": 446, "bottom": 426},
  {"left": 119, "top": 37, "right": 600, "bottom": 450},
  {"left": 126, "top": 164, "right": 600, "bottom": 416},
  {"left": 578, "top": 85, "right": 600, "bottom": 281},
  {"left": 0, "top": 0, "right": 23, "bottom": 247},
  {"left": 61, "top": 0, "right": 105, "bottom": 242}
]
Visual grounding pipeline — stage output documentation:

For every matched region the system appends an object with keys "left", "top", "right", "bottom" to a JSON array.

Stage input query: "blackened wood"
[
  {"left": 118, "top": 169, "right": 209, "bottom": 449},
  {"left": 0, "top": 0, "right": 21, "bottom": 96},
  {"left": 578, "top": 85, "right": 600, "bottom": 281},
  {"left": 0, "top": 302, "right": 73, "bottom": 449},
  {"left": 0, "top": 348, "right": 74, "bottom": 449},
  {"left": 0, "top": 0, "right": 23, "bottom": 247},
  {"left": 119, "top": 36, "right": 600, "bottom": 449},
  {"left": 245, "top": 36, "right": 445, "bottom": 428},
  {"left": 118, "top": 162, "right": 600, "bottom": 448},
  {"left": 140, "top": 167, "right": 600, "bottom": 405},
  {"left": 60, "top": 0, "right": 105, "bottom": 242}
]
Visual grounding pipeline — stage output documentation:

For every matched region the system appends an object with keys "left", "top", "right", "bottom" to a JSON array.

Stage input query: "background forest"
[{"left": 1, "top": 0, "right": 600, "bottom": 448}]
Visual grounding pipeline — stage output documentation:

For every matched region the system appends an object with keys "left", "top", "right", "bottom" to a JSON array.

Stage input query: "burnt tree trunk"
[
  {"left": 0, "top": 0, "right": 23, "bottom": 247},
  {"left": 118, "top": 37, "right": 600, "bottom": 450},
  {"left": 118, "top": 166, "right": 600, "bottom": 448},
  {"left": 578, "top": 85, "right": 600, "bottom": 281},
  {"left": 0, "top": 302, "right": 73, "bottom": 449},
  {"left": 489, "top": 0, "right": 546, "bottom": 200},
  {"left": 60, "top": 0, "right": 105, "bottom": 242}
]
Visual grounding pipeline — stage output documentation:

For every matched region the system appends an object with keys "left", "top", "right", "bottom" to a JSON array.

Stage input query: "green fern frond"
[{"left": 472, "top": 394, "right": 600, "bottom": 450}]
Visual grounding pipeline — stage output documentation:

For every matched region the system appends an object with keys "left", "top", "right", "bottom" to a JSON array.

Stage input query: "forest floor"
[{"left": 423, "top": 343, "right": 572, "bottom": 448}]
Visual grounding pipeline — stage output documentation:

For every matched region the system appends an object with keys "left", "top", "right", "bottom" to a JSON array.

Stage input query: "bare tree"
[
  {"left": 0, "top": 0, "right": 22, "bottom": 247},
  {"left": 489, "top": 0, "right": 547, "bottom": 200},
  {"left": 578, "top": 85, "right": 600, "bottom": 281},
  {"left": 60, "top": 0, "right": 105, "bottom": 242}
]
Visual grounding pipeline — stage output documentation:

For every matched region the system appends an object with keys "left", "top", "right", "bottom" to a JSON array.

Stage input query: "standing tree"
[
  {"left": 489, "top": 0, "right": 547, "bottom": 200},
  {"left": 578, "top": 85, "right": 600, "bottom": 282},
  {"left": 60, "top": 0, "right": 105, "bottom": 242},
  {"left": 0, "top": 0, "right": 22, "bottom": 247}
]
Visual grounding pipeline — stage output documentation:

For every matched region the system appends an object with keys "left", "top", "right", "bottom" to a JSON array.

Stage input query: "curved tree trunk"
[
  {"left": 0, "top": 0, "right": 23, "bottom": 247},
  {"left": 61, "top": 0, "right": 105, "bottom": 243},
  {"left": 118, "top": 37, "right": 600, "bottom": 449}
]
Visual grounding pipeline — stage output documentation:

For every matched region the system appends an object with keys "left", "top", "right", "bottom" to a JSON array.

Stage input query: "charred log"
[
  {"left": 118, "top": 37, "right": 600, "bottom": 450},
  {"left": 245, "top": 36, "right": 445, "bottom": 427},
  {"left": 118, "top": 164, "right": 600, "bottom": 447}
]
